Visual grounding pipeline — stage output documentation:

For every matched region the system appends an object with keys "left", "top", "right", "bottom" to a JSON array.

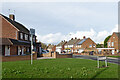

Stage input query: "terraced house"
[
  {"left": 107, "top": 32, "right": 120, "bottom": 54},
  {"left": 0, "top": 14, "right": 37, "bottom": 61}
]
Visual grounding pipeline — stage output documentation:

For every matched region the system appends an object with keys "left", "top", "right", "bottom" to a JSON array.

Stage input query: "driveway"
[{"left": 73, "top": 55, "right": 120, "bottom": 65}]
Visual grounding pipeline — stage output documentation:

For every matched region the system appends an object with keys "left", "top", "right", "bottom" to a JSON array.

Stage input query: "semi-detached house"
[{"left": 0, "top": 14, "right": 38, "bottom": 61}]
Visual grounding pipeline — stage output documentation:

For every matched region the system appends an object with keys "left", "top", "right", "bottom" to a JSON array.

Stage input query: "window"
[
  {"left": 108, "top": 42, "right": 111, "bottom": 46},
  {"left": 25, "top": 34, "right": 28, "bottom": 40},
  {"left": 89, "top": 45, "right": 92, "bottom": 48},
  {"left": 20, "top": 33, "right": 23, "bottom": 39},
  {"left": 112, "top": 42, "right": 114, "bottom": 47},
  {"left": 93, "top": 44, "right": 95, "bottom": 47}
]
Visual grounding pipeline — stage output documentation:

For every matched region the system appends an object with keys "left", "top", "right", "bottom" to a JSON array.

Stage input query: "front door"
[{"left": 5, "top": 46, "right": 10, "bottom": 56}]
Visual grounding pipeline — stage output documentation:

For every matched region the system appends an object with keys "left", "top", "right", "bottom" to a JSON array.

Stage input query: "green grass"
[{"left": 2, "top": 58, "right": 118, "bottom": 78}]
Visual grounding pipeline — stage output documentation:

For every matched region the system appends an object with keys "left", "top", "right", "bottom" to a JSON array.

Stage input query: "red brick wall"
[
  {"left": 53, "top": 52, "right": 73, "bottom": 58},
  {"left": 2, "top": 53, "right": 37, "bottom": 62},
  {"left": 0, "top": 15, "right": 18, "bottom": 39},
  {"left": 10, "top": 46, "right": 17, "bottom": 55}
]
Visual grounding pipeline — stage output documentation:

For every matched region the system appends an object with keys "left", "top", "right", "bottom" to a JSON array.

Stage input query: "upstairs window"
[
  {"left": 108, "top": 42, "right": 111, "bottom": 47},
  {"left": 20, "top": 33, "right": 23, "bottom": 39},
  {"left": 25, "top": 34, "right": 28, "bottom": 40},
  {"left": 112, "top": 42, "right": 114, "bottom": 47},
  {"left": 89, "top": 44, "right": 92, "bottom": 48}
]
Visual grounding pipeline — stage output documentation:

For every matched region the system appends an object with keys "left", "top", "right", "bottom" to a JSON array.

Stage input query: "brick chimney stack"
[{"left": 9, "top": 14, "right": 15, "bottom": 21}]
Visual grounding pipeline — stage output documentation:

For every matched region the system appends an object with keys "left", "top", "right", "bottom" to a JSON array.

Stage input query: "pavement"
[
  {"left": 37, "top": 57, "right": 55, "bottom": 59},
  {"left": 73, "top": 55, "right": 120, "bottom": 65}
]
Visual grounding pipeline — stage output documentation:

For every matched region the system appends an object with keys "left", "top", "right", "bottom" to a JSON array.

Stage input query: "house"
[
  {"left": 47, "top": 45, "right": 56, "bottom": 52},
  {"left": 0, "top": 14, "right": 37, "bottom": 61},
  {"left": 56, "top": 40, "right": 67, "bottom": 53},
  {"left": 64, "top": 37, "right": 80, "bottom": 53},
  {"left": 107, "top": 32, "right": 120, "bottom": 54},
  {"left": 74, "top": 36, "right": 96, "bottom": 53}
]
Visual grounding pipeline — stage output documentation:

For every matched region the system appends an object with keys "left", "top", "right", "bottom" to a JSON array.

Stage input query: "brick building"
[
  {"left": 56, "top": 40, "right": 67, "bottom": 53},
  {"left": 74, "top": 36, "right": 96, "bottom": 53},
  {"left": 0, "top": 14, "right": 37, "bottom": 58},
  {"left": 64, "top": 37, "right": 80, "bottom": 53},
  {"left": 107, "top": 32, "right": 120, "bottom": 54}
]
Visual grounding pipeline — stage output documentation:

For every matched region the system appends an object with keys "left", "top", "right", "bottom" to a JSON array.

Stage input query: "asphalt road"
[{"left": 73, "top": 55, "right": 120, "bottom": 65}]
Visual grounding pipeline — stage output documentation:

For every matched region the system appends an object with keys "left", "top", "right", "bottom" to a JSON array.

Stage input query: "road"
[{"left": 73, "top": 55, "right": 120, "bottom": 65}]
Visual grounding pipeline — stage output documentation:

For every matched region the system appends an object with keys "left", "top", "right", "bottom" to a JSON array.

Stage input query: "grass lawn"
[
  {"left": 2, "top": 58, "right": 118, "bottom": 79},
  {"left": 107, "top": 56, "right": 120, "bottom": 58}
]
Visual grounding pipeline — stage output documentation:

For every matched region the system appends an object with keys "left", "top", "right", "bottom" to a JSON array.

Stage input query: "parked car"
[
  {"left": 61, "top": 50, "right": 66, "bottom": 53},
  {"left": 89, "top": 51, "right": 94, "bottom": 55}
]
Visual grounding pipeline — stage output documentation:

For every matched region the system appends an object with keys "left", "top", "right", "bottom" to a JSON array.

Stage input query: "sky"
[{"left": 1, "top": 2, "right": 118, "bottom": 44}]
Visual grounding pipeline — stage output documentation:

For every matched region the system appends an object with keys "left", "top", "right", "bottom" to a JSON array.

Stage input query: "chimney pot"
[
  {"left": 75, "top": 37, "right": 77, "bottom": 39},
  {"left": 71, "top": 38, "right": 73, "bottom": 40},
  {"left": 9, "top": 14, "right": 15, "bottom": 20},
  {"left": 83, "top": 36, "right": 86, "bottom": 39}
]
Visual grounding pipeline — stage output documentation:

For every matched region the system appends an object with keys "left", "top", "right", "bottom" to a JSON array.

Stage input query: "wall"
[
  {"left": 53, "top": 52, "right": 73, "bottom": 58},
  {"left": 1, "top": 15, "right": 19, "bottom": 40},
  {"left": 40, "top": 52, "right": 52, "bottom": 57},
  {"left": 10, "top": 45, "right": 17, "bottom": 55},
  {"left": 2, "top": 53, "right": 37, "bottom": 62}
]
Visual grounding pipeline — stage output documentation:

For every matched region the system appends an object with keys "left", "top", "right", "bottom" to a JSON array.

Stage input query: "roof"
[
  {"left": 77, "top": 38, "right": 88, "bottom": 45},
  {"left": 114, "top": 32, "right": 120, "bottom": 37},
  {"left": 57, "top": 41, "right": 67, "bottom": 46},
  {"left": 1, "top": 14, "right": 30, "bottom": 34},
  {"left": 0, "top": 38, "right": 30, "bottom": 46},
  {"left": 10, "top": 38, "right": 30, "bottom": 46},
  {"left": 0, "top": 38, "right": 13, "bottom": 45},
  {"left": 65, "top": 39, "right": 80, "bottom": 45}
]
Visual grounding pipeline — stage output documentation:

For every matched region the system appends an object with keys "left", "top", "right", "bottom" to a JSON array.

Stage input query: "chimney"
[
  {"left": 71, "top": 38, "right": 73, "bottom": 40},
  {"left": 75, "top": 37, "right": 77, "bottom": 39},
  {"left": 83, "top": 36, "right": 86, "bottom": 39},
  {"left": 9, "top": 14, "right": 15, "bottom": 20},
  {"left": 64, "top": 40, "right": 65, "bottom": 42}
]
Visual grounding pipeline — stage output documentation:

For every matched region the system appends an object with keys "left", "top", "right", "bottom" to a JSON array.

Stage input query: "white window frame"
[
  {"left": 25, "top": 34, "right": 28, "bottom": 40},
  {"left": 20, "top": 33, "right": 23, "bottom": 39},
  {"left": 108, "top": 42, "right": 110, "bottom": 47},
  {"left": 112, "top": 42, "right": 114, "bottom": 47}
]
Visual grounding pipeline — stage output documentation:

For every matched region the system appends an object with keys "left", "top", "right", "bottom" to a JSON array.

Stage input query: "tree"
[
  {"left": 96, "top": 44, "right": 103, "bottom": 48},
  {"left": 104, "top": 35, "right": 111, "bottom": 48},
  {"left": 39, "top": 41, "right": 47, "bottom": 49}
]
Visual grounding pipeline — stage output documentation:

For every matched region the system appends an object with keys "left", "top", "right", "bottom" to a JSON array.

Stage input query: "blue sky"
[{"left": 2, "top": 2, "right": 118, "bottom": 44}]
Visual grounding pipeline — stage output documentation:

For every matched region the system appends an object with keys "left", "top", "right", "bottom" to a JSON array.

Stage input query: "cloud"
[{"left": 36, "top": 24, "right": 118, "bottom": 44}]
